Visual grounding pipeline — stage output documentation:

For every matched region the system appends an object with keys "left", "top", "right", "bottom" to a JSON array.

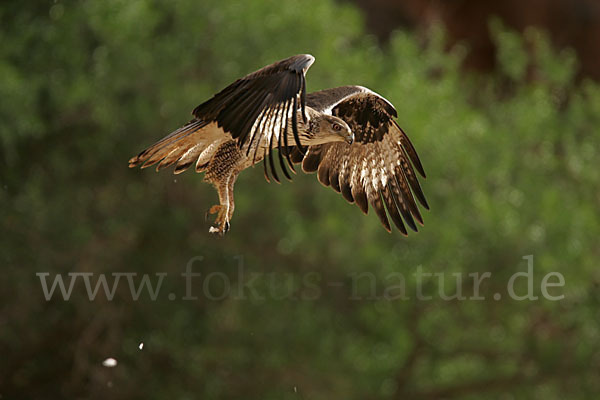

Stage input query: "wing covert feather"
[
  {"left": 193, "top": 54, "right": 314, "bottom": 152},
  {"left": 302, "top": 86, "right": 428, "bottom": 234}
]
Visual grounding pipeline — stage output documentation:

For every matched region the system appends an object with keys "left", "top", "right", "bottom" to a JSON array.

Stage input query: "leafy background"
[{"left": 1, "top": 0, "right": 599, "bottom": 399}]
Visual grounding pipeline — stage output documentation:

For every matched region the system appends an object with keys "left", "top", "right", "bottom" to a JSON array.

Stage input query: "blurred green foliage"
[{"left": 1, "top": 1, "right": 599, "bottom": 399}]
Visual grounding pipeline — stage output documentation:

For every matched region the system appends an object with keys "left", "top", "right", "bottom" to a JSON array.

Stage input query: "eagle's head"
[{"left": 308, "top": 114, "right": 354, "bottom": 145}]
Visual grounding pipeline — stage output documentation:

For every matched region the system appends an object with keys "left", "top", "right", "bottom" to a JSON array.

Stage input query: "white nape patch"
[
  {"left": 209, "top": 226, "right": 219, "bottom": 233},
  {"left": 102, "top": 358, "right": 117, "bottom": 368}
]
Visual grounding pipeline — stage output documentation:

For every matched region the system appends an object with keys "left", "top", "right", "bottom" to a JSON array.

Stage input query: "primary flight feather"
[{"left": 129, "top": 54, "right": 429, "bottom": 235}]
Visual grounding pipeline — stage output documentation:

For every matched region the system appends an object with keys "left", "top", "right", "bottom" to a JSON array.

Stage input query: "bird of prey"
[{"left": 129, "top": 54, "right": 428, "bottom": 236}]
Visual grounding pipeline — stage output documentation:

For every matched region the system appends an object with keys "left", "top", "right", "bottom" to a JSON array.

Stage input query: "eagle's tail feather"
[{"left": 128, "top": 119, "right": 211, "bottom": 173}]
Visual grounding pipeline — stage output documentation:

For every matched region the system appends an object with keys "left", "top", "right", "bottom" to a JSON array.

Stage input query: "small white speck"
[
  {"left": 102, "top": 357, "right": 117, "bottom": 367},
  {"left": 138, "top": 342, "right": 144, "bottom": 350},
  {"left": 294, "top": 386, "right": 297, "bottom": 393}
]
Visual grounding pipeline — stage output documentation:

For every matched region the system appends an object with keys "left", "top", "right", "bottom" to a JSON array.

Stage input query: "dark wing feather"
[
  {"left": 129, "top": 55, "right": 314, "bottom": 177},
  {"left": 303, "top": 86, "right": 428, "bottom": 234},
  {"left": 192, "top": 54, "right": 314, "bottom": 153}
]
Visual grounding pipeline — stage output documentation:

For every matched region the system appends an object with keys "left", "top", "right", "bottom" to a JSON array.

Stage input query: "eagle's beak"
[{"left": 345, "top": 132, "right": 354, "bottom": 144}]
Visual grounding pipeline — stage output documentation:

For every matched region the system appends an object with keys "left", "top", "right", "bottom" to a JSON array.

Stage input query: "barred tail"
[{"left": 128, "top": 119, "right": 218, "bottom": 174}]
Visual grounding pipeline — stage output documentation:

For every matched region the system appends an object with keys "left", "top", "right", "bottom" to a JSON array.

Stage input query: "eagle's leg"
[
  {"left": 207, "top": 173, "right": 239, "bottom": 235},
  {"left": 226, "top": 173, "right": 236, "bottom": 221},
  {"left": 205, "top": 141, "right": 242, "bottom": 236}
]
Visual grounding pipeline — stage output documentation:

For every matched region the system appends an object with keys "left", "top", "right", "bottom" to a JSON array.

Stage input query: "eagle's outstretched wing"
[
  {"left": 298, "top": 86, "right": 429, "bottom": 234},
  {"left": 129, "top": 54, "right": 315, "bottom": 178},
  {"left": 193, "top": 54, "right": 313, "bottom": 150}
]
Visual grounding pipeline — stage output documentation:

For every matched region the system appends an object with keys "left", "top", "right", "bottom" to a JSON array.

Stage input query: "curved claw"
[
  {"left": 209, "top": 225, "right": 222, "bottom": 235},
  {"left": 207, "top": 205, "right": 230, "bottom": 236},
  {"left": 208, "top": 223, "right": 229, "bottom": 236}
]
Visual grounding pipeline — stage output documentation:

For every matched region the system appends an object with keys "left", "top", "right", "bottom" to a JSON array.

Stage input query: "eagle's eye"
[{"left": 332, "top": 123, "right": 342, "bottom": 132}]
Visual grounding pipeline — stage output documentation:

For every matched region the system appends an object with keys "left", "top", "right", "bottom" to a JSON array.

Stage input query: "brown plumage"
[{"left": 129, "top": 54, "right": 428, "bottom": 236}]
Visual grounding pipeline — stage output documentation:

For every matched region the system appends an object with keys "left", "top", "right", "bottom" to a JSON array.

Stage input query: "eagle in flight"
[{"left": 129, "top": 54, "right": 429, "bottom": 236}]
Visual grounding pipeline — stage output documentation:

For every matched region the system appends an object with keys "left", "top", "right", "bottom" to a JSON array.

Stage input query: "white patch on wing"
[
  {"left": 319, "top": 86, "right": 396, "bottom": 117},
  {"left": 273, "top": 103, "right": 285, "bottom": 141},
  {"left": 360, "top": 159, "right": 368, "bottom": 182},
  {"left": 380, "top": 169, "right": 388, "bottom": 187},
  {"left": 371, "top": 165, "right": 378, "bottom": 189},
  {"left": 354, "top": 86, "right": 396, "bottom": 114},
  {"left": 382, "top": 137, "right": 402, "bottom": 187},
  {"left": 258, "top": 108, "right": 273, "bottom": 147},
  {"left": 339, "top": 158, "right": 348, "bottom": 179},
  {"left": 380, "top": 144, "right": 393, "bottom": 188},
  {"left": 364, "top": 146, "right": 390, "bottom": 190},
  {"left": 248, "top": 108, "right": 269, "bottom": 146},
  {"left": 245, "top": 99, "right": 300, "bottom": 154},
  {"left": 321, "top": 88, "right": 365, "bottom": 115}
]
